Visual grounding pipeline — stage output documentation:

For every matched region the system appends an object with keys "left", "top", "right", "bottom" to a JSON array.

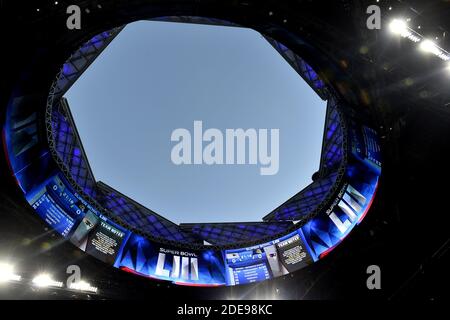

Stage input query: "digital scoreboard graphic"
[
  {"left": 223, "top": 231, "right": 313, "bottom": 285},
  {"left": 70, "top": 211, "right": 128, "bottom": 264},
  {"left": 114, "top": 234, "right": 227, "bottom": 286}
]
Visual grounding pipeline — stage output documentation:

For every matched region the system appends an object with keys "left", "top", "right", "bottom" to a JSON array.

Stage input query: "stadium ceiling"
[{"left": 0, "top": 0, "right": 449, "bottom": 293}]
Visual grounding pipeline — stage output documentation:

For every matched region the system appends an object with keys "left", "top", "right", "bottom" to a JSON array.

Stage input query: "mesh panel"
[
  {"left": 151, "top": 16, "right": 241, "bottom": 28},
  {"left": 263, "top": 172, "right": 338, "bottom": 221},
  {"left": 52, "top": 27, "right": 124, "bottom": 100},
  {"left": 320, "top": 100, "right": 344, "bottom": 172},
  {"left": 96, "top": 183, "right": 201, "bottom": 244},
  {"left": 51, "top": 99, "right": 97, "bottom": 198},
  {"left": 264, "top": 36, "right": 328, "bottom": 99},
  {"left": 49, "top": 28, "right": 123, "bottom": 196},
  {"left": 180, "top": 222, "right": 293, "bottom": 246}
]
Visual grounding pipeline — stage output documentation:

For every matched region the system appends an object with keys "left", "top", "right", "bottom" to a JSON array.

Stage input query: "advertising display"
[
  {"left": 223, "top": 231, "right": 313, "bottom": 285},
  {"left": 300, "top": 120, "right": 381, "bottom": 261},
  {"left": 300, "top": 180, "right": 377, "bottom": 261},
  {"left": 349, "top": 122, "right": 382, "bottom": 175},
  {"left": 70, "top": 211, "right": 129, "bottom": 264},
  {"left": 114, "top": 234, "right": 227, "bottom": 286},
  {"left": 27, "top": 175, "right": 87, "bottom": 237},
  {"left": 3, "top": 95, "right": 57, "bottom": 194},
  {"left": 224, "top": 248, "right": 272, "bottom": 285},
  {"left": 274, "top": 233, "right": 313, "bottom": 273}
]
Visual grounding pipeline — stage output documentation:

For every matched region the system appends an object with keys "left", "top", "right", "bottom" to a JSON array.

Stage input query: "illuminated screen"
[
  {"left": 115, "top": 234, "right": 227, "bottom": 286},
  {"left": 70, "top": 211, "right": 129, "bottom": 264},
  {"left": 224, "top": 231, "right": 313, "bottom": 285}
]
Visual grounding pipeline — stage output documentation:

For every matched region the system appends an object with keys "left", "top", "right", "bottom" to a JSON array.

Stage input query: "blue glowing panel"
[
  {"left": 27, "top": 174, "right": 87, "bottom": 237},
  {"left": 223, "top": 230, "right": 313, "bottom": 285},
  {"left": 114, "top": 234, "right": 227, "bottom": 286},
  {"left": 150, "top": 16, "right": 241, "bottom": 28},
  {"left": 52, "top": 27, "right": 124, "bottom": 100},
  {"left": 300, "top": 122, "right": 381, "bottom": 261},
  {"left": 50, "top": 99, "right": 97, "bottom": 198},
  {"left": 181, "top": 222, "right": 293, "bottom": 246},
  {"left": 320, "top": 100, "right": 344, "bottom": 172},
  {"left": 300, "top": 177, "right": 378, "bottom": 261},
  {"left": 264, "top": 36, "right": 328, "bottom": 99},
  {"left": 70, "top": 210, "right": 130, "bottom": 264},
  {"left": 263, "top": 172, "right": 338, "bottom": 221},
  {"left": 348, "top": 122, "right": 382, "bottom": 175},
  {"left": 96, "top": 182, "right": 201, "bottom": 244}
]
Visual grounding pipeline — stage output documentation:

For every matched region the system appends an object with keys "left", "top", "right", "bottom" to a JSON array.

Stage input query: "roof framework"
[{"left": 46, "top": 19, "right": 346, "bottom": 246}]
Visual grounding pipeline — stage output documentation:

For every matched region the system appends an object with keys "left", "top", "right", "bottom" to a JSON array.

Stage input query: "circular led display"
[{"left": 3, "top": 14, "right": 381, "bottom": 287}]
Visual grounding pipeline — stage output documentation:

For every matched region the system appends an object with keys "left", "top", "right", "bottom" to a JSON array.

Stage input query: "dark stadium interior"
[{"left": 0, "top": 0, "right": 449, "bottom": 300}]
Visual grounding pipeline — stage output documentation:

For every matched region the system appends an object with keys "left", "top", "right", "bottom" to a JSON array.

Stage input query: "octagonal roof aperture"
[{"left": 63, "top": 19, "right": 327, "bottom": 224}]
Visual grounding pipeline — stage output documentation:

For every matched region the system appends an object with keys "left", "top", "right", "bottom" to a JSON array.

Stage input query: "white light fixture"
[
  {"left": 69, "top": 280, "right": 98, "bottom": 293},
  {"left": 420, "top": 40, "right": 450, "bottom": 61},
  {"left": 32, "top": 273, "right": 63, "bottom": 288},
  {"left": 420, "top": 39, "right": 438, "bottom": 53},
  {"left": 0, "top": 263, "right": 21, "bottom": 283},
  {"left": 389, "top": 19, "right": 420, "bottom": 42},
  {"left": 389, "top": 19, "right": 408, "bottom": 35},
  {"left": 388, "top": 19, "right": 450, "bottom": 64}
]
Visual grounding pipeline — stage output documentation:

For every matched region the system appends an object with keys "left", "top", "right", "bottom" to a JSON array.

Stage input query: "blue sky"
[{"left": 66, "top": 20, "right": 326, "bottom": 224}]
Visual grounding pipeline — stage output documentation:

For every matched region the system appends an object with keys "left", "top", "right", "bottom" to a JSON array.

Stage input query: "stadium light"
[
  {"left": 388, "top": 19, "right": 420, "bottom": 42},
  {"left": 389, "top": 19, "right": 408, "bottom": 35},
  {"left": 420, "top": 40, "right": 438, "bottom": 53},
  {"left": 32, "top": 273, "right": 63, "bottom": 288},
  {"left": 420, "top": 39, "right": 450, "bottom": 61},
  {"left": 0, "top": 263, "right": 21, "bottom": 283},
  {"left": 388, "top": 18, "right": 450, "bottom": 61},
  {"left": 69, "top": 280, "right": 98, "bottom": 293}
]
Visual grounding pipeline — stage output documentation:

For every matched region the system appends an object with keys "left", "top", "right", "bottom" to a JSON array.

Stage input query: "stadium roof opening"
[{"left": 65, "top": 20, "right": 326, "bottom": 224}]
